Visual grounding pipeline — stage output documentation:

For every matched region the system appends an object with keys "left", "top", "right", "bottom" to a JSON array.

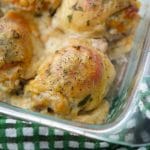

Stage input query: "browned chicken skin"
[
  {"left": 25, "top": 45, "right": 115, "bottom": 121},
  {"left": 0, "top": 11, "right": 33, "bottom": 92},
  {"left": 53, "top": 0, "right": 139, "bottom": 36},
  {"left": 2, "top": 0, "right": 61, "bottom": 13}
]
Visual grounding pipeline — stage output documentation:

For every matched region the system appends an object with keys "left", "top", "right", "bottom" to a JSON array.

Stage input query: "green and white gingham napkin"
[
  {"left": 0, "top": 116, "right": 137, "bottom": 150},
  {"left": 0, "top": 77, "right": 149, "bottom": 150}
]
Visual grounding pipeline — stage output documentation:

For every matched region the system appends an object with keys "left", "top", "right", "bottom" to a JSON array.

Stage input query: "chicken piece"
[
  {"left": 106, "top": 4, "right": 140, "bottom": 42},
  {"left": 25, "top": 45, "right": 116, "bottom": 123},
  {"left": 105, "top": 5, "right": 140, "bottom": 59},
  {"left": 0, "top": 11, "right": 33, "bottom": 92},
  {"left": 2, "top": 0, "right": 61, "bottom": 13},
  {"left": 53, "top": 0, "right": 138, "bottom": 36},
  {"left": 0, "top": 11, "right": 34, "bottom": 93}
]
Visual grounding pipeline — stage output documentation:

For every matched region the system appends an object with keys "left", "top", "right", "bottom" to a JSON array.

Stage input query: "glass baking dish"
[{"left": 0, "top": 0, "right": 149, "bottom": 147}]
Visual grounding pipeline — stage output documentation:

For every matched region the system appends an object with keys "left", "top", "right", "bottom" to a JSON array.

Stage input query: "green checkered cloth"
[
  {"left": 0, "top": 77, "right": 149, "bottom": 150},
  {"left": 0, "top": 116, "right": 138, "bottom": 150}
]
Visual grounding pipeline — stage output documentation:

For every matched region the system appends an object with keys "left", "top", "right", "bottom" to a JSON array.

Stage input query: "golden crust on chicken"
[
  {"left": 2, "top": 0, "right": 61, "bottom": 13},
  {"left": 53, "top": 0, "right": 139, "bottom": 36},
  {"left": 106, "top": 5, "right": 140, "bottom": 59},
  {"left": 25, "top": 45, "right": 116, "bottom": 123},
  {"left": 106, "top": 4, "right": 140, "bottom": 40},
  {"left": 0, "top": 11, "right": 33, "bottom": 92},
  {"left": 0, "top": 10, "right": 44, "bottom": 93}
]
